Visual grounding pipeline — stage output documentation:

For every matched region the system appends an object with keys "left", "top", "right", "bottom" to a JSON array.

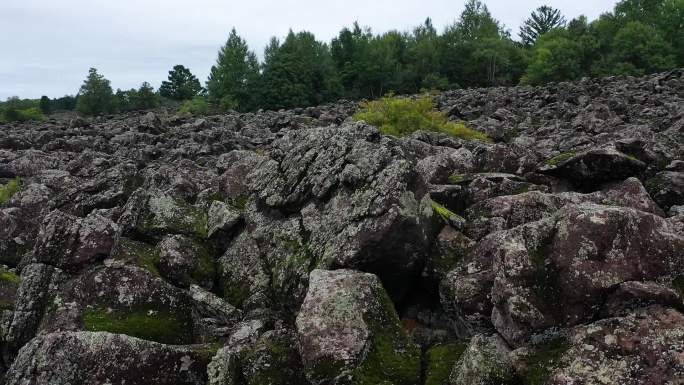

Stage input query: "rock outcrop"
[{"left": 1, "top": 70, "right": 683, "bottom": 385}]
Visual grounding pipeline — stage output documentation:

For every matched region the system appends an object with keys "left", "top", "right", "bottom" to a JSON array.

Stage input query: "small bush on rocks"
[{"left": 354, "top": 95, "right": 490, "bottom": 141}]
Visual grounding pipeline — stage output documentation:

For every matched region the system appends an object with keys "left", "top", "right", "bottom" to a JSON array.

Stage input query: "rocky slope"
[{"left": 0, "top": 69, "right": 683, "bottom": 385}]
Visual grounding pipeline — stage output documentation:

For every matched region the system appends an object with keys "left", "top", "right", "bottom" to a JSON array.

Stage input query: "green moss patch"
[
  {"left": 520, "top": 337, "right": 570, "bottom": 385},
  {"left": 448, "top": 174, "right": 472, "bottom": 184},
  {"left": 0, "top": 177, "right": 21, "bottom": 205},
  {"left": 355, "top": 286, "right": 421, "bottom": 385},
  {"left": 0, "top": 267, "right": 20, "bottom": 284},
  {"left": 83, "top": 307, "right": 192, "bottom": 344},
  {"left": 425, "top": 343, "right": 468, "bottom": 385},
  {"left": 545, "top": 152, "right": 576, "bottom": 166},
  {"left": 354, "top": 96, "right": 491, "bottom": 142},
  {"left": 112, "top": 238, "right": 161, "bottom": 277},
  {"left": 431, "top": 200, "right": 464, "bottom": 224}
]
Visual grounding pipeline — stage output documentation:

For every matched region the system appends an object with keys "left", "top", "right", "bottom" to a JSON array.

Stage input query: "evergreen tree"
[
  {"left": 159, "top": 65, "right": 202, "bottom": 100},
  {"left": 260, "top": 30, "right": 341, "bottom": 110},
  {"left": 39, "top": 96, "right": 51, "bottom": 115},
  {"left": 440, "top": 0, "right": 525, "bottom": 87},
  {"left": 207, "top": 28, "right": 260, "bottom": 112},
  {"left": 76, "top": 68, "right": 115, "bottom": 116},
  {"left": 519, "top": 6, "right": 567, "bottom": 46}
]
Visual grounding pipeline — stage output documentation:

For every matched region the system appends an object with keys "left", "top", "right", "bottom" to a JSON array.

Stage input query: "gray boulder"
[{"left": 296, "top": 269, "right": 420, "bottom": 385}]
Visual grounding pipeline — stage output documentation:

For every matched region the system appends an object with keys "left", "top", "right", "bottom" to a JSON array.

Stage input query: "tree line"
[{"left": 2, "top": 0, "right": 682, "bottom": 121}]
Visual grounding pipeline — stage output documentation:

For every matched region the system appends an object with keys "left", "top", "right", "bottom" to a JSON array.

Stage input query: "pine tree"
[
  {"left": 519, "top": 6, "right": 567, "bottom": 46},
  {"left": 76, "top": 68, "right": 115, "bottom": 116},
  {"left": 159, "top": 65, "right": 202, "bottom": 100},
  {"left": 39, "top": 96, "right": 51, "bottom": 115},
  {"left": 206, "top": 28, "right": 260, "bottom": 112}
]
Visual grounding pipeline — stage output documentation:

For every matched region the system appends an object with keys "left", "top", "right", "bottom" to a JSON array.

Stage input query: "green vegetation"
[
  {"left": 0, "top": 98, "right": 45, "bottom": 123},
  {"left": 3, "top": 0, "right": 683, "bottom": 116},
  {"left": 0, "top": 266, "right": 21, "bottom": 284},
  {"left": 424, "top": 343, "right": 468, "bottom": 385},
  {"left": 520, "top": 6, "right": 567, "bottom": 46},
  {"left": 159, "top": 65, "right": 203, "bottom": 101},
  {"left": 354, "top": 96, "right": 490, "bottom": 141},
  {"left": 83, "top": 307, "right": 192, "bottom": 344},
  {"left": 76, "top": 68, "right": 116, "bottom": 116},
  {"left": 207, "top": 28, "right": 261, "bottom": 112},
  {"left": 0, "top": 177, "right": 21, "bottom": 204},
  {"left": 114, "top": 82, "right": 160, "bottom": 113},
  {"left": 430, "top": 200, "right": 464, "bottom": 224},
  {"left": 111, "top": 238, "right": 161, "bottom": 277},
  {"left": 355, "top": 287, "right": 421, "bottom": 385},
  {"left": 546, "top": 152, "right": 576, "bottom": 166},
  {"left": 178, "top": 96, "right": 210, "bottom": 117},
  {"left": 520, "top": 337, "right": 570, "bottom": 385}
]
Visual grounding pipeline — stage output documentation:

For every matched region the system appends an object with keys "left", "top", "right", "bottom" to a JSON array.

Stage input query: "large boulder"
[
  {"left": 449, "top": 334, "right": 517, "bottom": 385},
  {"left": 488, "top": 203, "right": 684, "bottom": 346},
  {"left": 538, "top": 148, "right": 646, "bottom": 190},
  {"left": 40, "top": 261, "right": 195, "bottom": 345},
  {"left": 30, "top": 210, "right": 118, "bottom": 268},
  {"left": 543, "top": 306, "right": 684, "bottom": 385},
  {"left": 5, "top": 331, "right": 213, "bottom": 385},
  {"left": 118, "top": 188, "right": 208, "bottom": 241},
  {"left": 646, "top": 171, "right": 684, "bottom": 213},
  {"left": 295, "top": 269, "right": 420, "bottom": 385}
]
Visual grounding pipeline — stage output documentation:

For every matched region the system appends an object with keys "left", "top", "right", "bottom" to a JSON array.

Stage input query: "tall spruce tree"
[
  {"left": 76, "top": 68, "right": 115, "bottom": 116},
  {"left": 260, "top": 30, "right": 341, "bottom": 110},
  {"left": 206, "top": 28, "right": 260, "bottom": 112}
]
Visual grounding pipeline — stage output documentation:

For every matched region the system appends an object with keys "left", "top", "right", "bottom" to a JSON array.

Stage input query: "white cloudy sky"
[{"left": 0, "top": 0, "right": 617, "bottom": 99}]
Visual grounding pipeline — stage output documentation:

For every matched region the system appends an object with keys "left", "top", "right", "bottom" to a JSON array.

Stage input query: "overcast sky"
[{"left": 0, "top": 0, "right": 617, "bottom": 100}]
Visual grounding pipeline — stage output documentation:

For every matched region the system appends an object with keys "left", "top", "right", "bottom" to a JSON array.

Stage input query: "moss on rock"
[
  {"left": 83, "top": 306, "right": 192, "bottom": 345},
  {"left": 545, "top": 152, "right": 576, "bottom": 167},
  {"left": 424, "top": 343, "right": 468, "bottom": 385}
]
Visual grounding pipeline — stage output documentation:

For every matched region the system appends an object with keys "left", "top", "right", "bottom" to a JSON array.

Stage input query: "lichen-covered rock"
[
  {"left": 545, "top": 306, "right": 684, "bottom": 385},
  {"left": 5, "top": 331, "right": 213, "bottom": 385},
  {"left": 538, "top": 148, "right": 647, "bottom": 190},
  {"left": 40, "top": 261, "right": 195, "bottom": 345},
  {"left": 646, "top": 171, "right": 684, "bottom": 212},
  {"left": 118, "top": 188, "right": 208, "bottom": 241},
  {"left": 157, "top": 234, "right": 215, "bottom": 289},
  {"left": 207, "top": 200, "right": 241, "bottom": 238},
  {"left": 30, "top": 209, "right": 118, "bottom": 268},
  {"left": 448, "top": 334, "right": 517, "bottom": 385},
  {"left": 207, "top": 329, "right": 306, "bottom": 385},
  {"left": 466, "top": 177, "right": 663, "bottom": 240},
  {"left": 246, "top": 122, "right": 435, "bottom": 302},
  {"left": 489, "top": 203, "right": 684, "bottom": 346},
  {"left": 296, "top": 269, "right": 420, "bottom": 385},
  {"left": 5, "top": 263, "right": 67, "bottom": 353}
]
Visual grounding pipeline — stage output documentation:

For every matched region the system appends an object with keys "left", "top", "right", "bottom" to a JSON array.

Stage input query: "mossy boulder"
[
  {"left": 157, "top": 234, "right": 216, "bottom": 289},
  {"left": 538, "top": 148, "right": 646, "bottom": 190},
  {"left": 40, "top": 262, "right": 194, "bottom": 345},
  {"left": 207, "top": 329, "right": 306, "bottom": 385},
  {"left": 296, "top": 269, "right": 420, "bottom": 385},
  {"left": 425, "top": 342, "right": 467, "bottom": 385}
]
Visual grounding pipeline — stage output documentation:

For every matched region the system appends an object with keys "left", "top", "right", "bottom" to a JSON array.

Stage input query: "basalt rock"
[{"left": 0, "top": 71, "right": 683, "bottom": 384}]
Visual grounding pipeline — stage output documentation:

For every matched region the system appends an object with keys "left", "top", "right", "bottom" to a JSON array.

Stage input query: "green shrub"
[
  {"left": 354, "top": 96, "right": 490, "bottom": 141},
  {"left": 1, "top": 107, "right": 45, "bottom": 123},
  {"left": 179, "top": 96, "right": 210, "bottom": 117},
  {"left": 0, "top": 177, "right": 21, "bottom": 204}
]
